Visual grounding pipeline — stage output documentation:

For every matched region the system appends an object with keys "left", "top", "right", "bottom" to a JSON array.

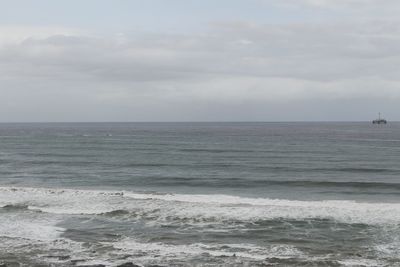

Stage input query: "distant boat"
[{"left": 372, "top": 113, "right": 387, "bottom": 124}]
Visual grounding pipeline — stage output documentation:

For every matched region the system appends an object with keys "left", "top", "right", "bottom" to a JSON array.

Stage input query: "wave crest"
[{"left": 2, "top": 186, "right": 400, "bottom": 225}]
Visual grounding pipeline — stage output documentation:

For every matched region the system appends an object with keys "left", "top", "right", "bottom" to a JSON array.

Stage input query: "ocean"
[{"left": 0, "top": 122, "right": 400, "bottom": 266}]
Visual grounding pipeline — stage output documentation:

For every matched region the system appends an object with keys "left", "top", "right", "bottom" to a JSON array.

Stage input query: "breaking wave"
[{"left": 2, "top": 186, "right": 400, "bottom": 225}]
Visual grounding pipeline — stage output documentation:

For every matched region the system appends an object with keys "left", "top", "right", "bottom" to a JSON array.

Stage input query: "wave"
[
  {"left": 178, "top": 148, "right": 257, "bottom": 153},
  {"left": 0, "top": 204, "right": 29, "bottom": 211},
  {"left": 111, "top": 238, "right": 304, "bottom": 261},
  {"left": 247, "top": 180, "right": 400, "bottom": 190},
  {"left": 2, "top": 186, "right": 400, "bottom": 225},
  {"left": 250, "top": 166, "right": 400, "bottom": 174},
  {"left": 125, "top": 164, "right": 400, "bottom": 174},
  {"left": 0, "top": 212, "right": 64, "bottom": 241},
  {"left": 1, "top": 186, "right": 399, "bottom": 266},
  {"left": 139, "top": 177, "right": 400, "bottom": 191}
]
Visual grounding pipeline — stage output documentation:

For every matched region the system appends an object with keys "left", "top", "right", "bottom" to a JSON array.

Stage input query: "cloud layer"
[{"left": 1, "top": 2, "right": 400, "bottom": 121}]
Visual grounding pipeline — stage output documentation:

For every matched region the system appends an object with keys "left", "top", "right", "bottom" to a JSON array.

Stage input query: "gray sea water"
[{"left": 1, "top": 122, "right": 400, "bottom": 266}]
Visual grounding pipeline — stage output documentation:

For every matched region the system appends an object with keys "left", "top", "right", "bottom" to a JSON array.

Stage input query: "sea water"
[{"left": 0, "top": 122, "right": 400, "bottom": 266}]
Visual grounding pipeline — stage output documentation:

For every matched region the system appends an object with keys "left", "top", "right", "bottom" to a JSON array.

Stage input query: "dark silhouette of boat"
[{"left": 372, "top": 113, "right": 387, "bottom": 124}]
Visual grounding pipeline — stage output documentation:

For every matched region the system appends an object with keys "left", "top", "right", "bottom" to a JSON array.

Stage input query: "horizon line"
[{"left": 0, "top": 121, "right": 398, "bottom": 124}]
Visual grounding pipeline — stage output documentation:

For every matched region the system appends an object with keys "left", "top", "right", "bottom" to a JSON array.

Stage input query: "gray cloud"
[{"left": 1, "top": 19, "right": 400, "bottom": 121}]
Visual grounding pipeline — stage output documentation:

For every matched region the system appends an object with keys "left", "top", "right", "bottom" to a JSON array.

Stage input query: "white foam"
[
  {"left": 338, "top": 258, "right": 384, "bottom": 267},
  {"left": 0, "top": 186, "right": 122, "bottom": 215},
  {"left": 2, "top": 186, "right": 400, "bottom": 225},
  {"left": 124, "top": 191, "right": 400, "bottom": 225},
  {"left": 375, "top": 237, "right": 400, "bottom": 260},
  {"left": 0, "top": 213, "right": 64, "bottom": 241},
  {"left": 2, "top": 186, "right": 400, "bottom": 265},
  {"left": 111, "top": 238, "right": 303, "bottom": 261},
  {"left": 0, "top": 235, "right": 94, "bottom": 266}
]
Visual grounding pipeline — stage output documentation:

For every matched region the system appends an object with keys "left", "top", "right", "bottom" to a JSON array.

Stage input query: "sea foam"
[{"left": 2, "top": 186, "right": 400, "bottom": 225}]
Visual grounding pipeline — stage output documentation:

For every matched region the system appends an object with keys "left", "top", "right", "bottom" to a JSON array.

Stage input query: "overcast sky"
[{"left": 1, "top": 0, "right": 400, "bottom": 122}]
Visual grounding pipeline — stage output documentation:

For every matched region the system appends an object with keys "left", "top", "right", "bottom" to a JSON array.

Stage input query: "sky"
[{"left": 1, "top": 0, "right": 400, "bottom": 122}]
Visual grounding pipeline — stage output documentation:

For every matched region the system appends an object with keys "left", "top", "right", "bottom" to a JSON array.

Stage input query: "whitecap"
[{"left": 2, "top": 186, "right": 400, "bottom": 225}]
